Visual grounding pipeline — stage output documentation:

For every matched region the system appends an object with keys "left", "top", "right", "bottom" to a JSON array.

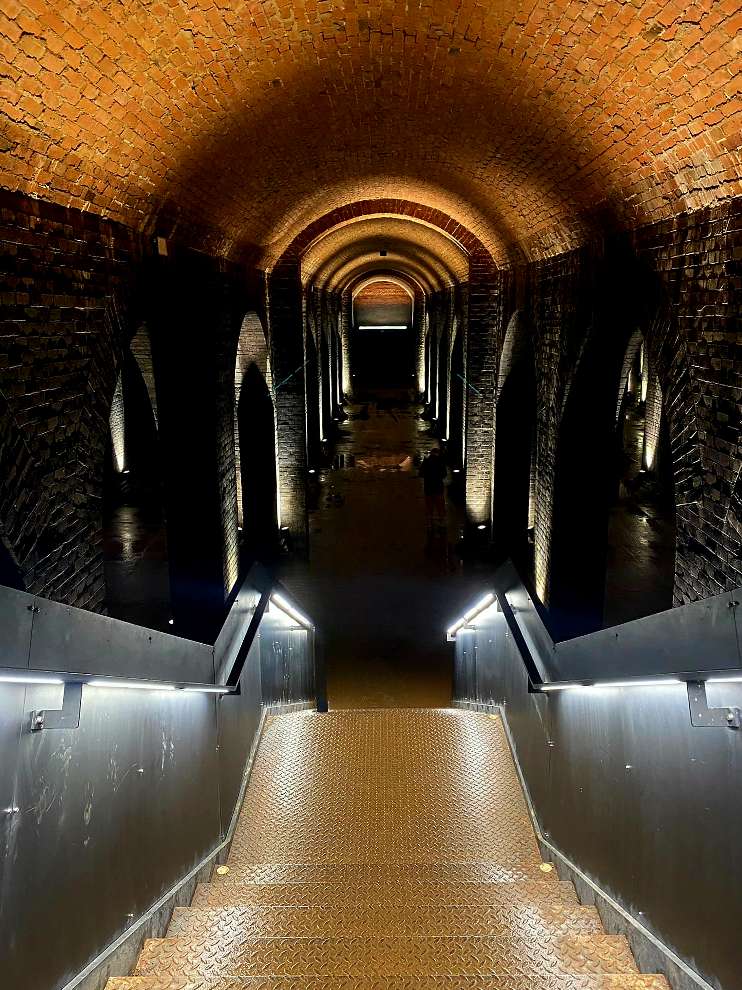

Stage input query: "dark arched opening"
[
  {"left": 237, "top": 363, "right": 278, "bottom": 561},
  {"left": 493, "top": 355, "right": 537, "bottom": 581},
  {"left": 448, "top": 320, "right": 465, "bottom": 469},
  {"left": 305, "top": 328, "right": 321, "bottom": 466},
  {"left": 103, "top": 351, "right": 170, "bottom": 630},
  {"left": 604, "top": 342, "right": 676, "bottom": 625},
  {"left": 319, "top": 329, "right": 332, "bottom": 440},
  {"left": 547, "top": 325, "right": 628, "bottom": 639}
]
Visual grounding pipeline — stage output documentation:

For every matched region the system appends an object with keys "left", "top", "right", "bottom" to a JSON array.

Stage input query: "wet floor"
[
  {"left": 280, "top": 389, "right": 484, "bottom": 709},
  {"left": 103, "top": 501, "right": 171, "bottom": 631},
  {"left": 603, "top": 405, "right": 676, "bottom": 626}
]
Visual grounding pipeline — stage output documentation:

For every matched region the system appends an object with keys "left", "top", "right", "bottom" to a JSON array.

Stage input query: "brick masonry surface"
[
  {"left": 1, "top": 186, "right": 740, "bottom": 622},
  {"left": 0, "top": 1, "right": 739, "bottom": 269}
]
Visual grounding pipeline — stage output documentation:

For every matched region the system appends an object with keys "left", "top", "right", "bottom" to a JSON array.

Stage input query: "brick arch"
[
  {"left": 273, "top": 200, "right": 496, "bottom": 270},
  {"left": 324, "top": 248, "right": 451, "bottom": 294},
  {"left": 334, "top": 259, "right": 439, "bottom": 296},
  {"left": 614, "top": 329, "right": 645, "bottom": 425},
  {"left": 234, "top": 312, "right": 276, "bottom": 531},
  {"left": 302, "top": 215, "right": 470, "bottom": 287},
  {"left": 351, "top": 275, "right": 417, "bottom": 302},
  {"left": 542, "top": 265, "right": 705, "bottom": 633},
  {"left": 498, "top": 309, "right": 534, "bottom": 397}
]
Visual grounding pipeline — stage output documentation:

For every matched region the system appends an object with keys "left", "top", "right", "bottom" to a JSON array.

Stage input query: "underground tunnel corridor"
[
  {"left": 279, "top": 385, "right": 482, "bottom": 709},
  {"left": 1, "top": 1, "right": 741, "bottom": 989}
]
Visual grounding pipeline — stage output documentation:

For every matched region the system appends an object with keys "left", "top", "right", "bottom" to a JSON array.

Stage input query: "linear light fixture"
[
  {"left": 0, "top": 669, "right": 235, "bottom": 695},
  {"left": 539, "top": 678, "right": 681, "bottom": 693},
  {"left": 270, "top": 593, "right": 313, "bottom": 629},
  {"left": 0, "top": 672, "right": 65, "bottom": 685},
  {"left": 182, "top": 685, "right": 232, "bottom": 695},
  {"left": 87, "top": 679, "right": 177, "bottom": 692},
  {"left": 357, "top": 325, "right": 408, "bottom": 330},
  {"left": 446, "top": 592, "right": 496, "bottom": 640},
  {"left": 707, "top": 675, "right": 742, "bottom": 684}
]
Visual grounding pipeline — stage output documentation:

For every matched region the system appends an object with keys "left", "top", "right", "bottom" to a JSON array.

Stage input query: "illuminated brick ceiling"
[{"left": 3, "top": 0, "right": 739, "bottom": 266}]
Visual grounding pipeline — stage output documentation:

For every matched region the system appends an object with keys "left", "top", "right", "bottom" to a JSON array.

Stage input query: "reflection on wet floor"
[
  {"left": 604, "top": 404, "right": 675, "bottom": 626},
  {"left": 280, "top": 388, "right": 485, "bottom": 710},
  {"left": 103, "top": 501, "right": 171, "bottom": 631}
]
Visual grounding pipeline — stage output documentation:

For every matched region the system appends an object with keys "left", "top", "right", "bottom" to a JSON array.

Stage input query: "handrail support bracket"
[
  {"left": 687, "top": 680, "right": 741, "bottom": 730},
  {"left": 30, "top": 681, "right": 83, "bottom": 732}
]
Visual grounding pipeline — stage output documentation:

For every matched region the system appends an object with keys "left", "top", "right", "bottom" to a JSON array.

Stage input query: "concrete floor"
[{"left": 280, "top": 389, "right": 484, "bottom": 709}]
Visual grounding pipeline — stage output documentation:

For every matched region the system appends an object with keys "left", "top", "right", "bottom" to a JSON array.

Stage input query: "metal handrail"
[
  {"left": 0, "top": 566, "right": 323, "bottom": 711},
  {"left": 448, "top": 561, "right": 742, "bottom": 704}
]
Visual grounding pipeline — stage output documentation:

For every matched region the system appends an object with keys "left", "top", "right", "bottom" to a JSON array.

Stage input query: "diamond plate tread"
[
  {"left": 229, "top": 710, "right": 543, "bottom": 869},
  {"left": 135, "top": 934, "right": 638, "bottom": 979},
  {"left": 192, "top": 879, "right": 578, "bottom": 909},
  {"left": 214, "top": 861, "right": 555, "bottom": 884},
  {"left": 168, "top": 902, "right": 603, "bottom": 940},
  {"left": 108, "top": 976, "right": 671, "bottom": 990}
]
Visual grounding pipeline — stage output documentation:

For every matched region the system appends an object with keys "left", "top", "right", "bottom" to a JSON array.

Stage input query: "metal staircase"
[{"left": 107, "top": 709, "right": 668, "bottom": 989}]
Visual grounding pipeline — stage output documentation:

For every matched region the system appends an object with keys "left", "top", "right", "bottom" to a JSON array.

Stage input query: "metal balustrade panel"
[{"left": 452, "top": 574, "right": 742, "bottom": 990}]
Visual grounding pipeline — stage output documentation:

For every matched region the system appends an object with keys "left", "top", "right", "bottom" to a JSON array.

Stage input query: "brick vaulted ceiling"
[{"left": 2, "top": 0, "right": 740, "bottom": 266}]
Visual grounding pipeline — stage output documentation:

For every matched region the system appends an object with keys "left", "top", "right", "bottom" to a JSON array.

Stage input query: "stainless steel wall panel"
[
  {"left": 28, "top": 597, "right": 215, "bottom": 682},
  {"left": 1, "top": 684, "right": 221, "bottom": 990},
  {"left": 0, "top": 584, "right": 35, "bottom": 669},
  {"left": 0, "top": 683, "right": 25, "bottom": 924},
  {"left": 453, "top": 577, "right": 742, "bottom": 990},
  {"left": 0, "top": 570, "right": 318, "bottom": 990},
  {"left": 259, "top": 617, "right": 314, "bottom": 708},
  {"left": 544, "top": 681, "right": 742, "bottom": 990},
  {"left": 553, "top": 590, "right": 742, "bottom": 680}
]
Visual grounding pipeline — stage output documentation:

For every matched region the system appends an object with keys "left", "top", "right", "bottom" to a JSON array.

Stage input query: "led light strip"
[
  {"left": 270, "top": 593, "right": 313, "bottom": 629},
  {"left": 0, "top": 671, "right": 233, "bottom": 694},
  {"left": 446, "top": 592, "right": 496, "bottom": 640},
  {"left": 0, "top": 672, "right": 64, "bottom": 685},
  {"left": 539, "top": 678, "right": 680, "bottom": 692}
]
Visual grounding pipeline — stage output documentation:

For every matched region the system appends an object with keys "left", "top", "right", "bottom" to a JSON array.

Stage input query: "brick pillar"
[
  {"left": 267, "top": 261, "right": 308, "bottom": 553},
  {"left": 414, "top": 291, "right": 426, "bottom": 396},
  {"left": 642, "top": 366, "right": 663, "bottom": 471},
  {"left": 147, "top": 252, "right": 242, "bottom": 640},
  {"left": 464, "top": 254, "right": 504, "bottom": 531},
  {"left": 340, "top": 291, "right": 352, "bottom": 399}
]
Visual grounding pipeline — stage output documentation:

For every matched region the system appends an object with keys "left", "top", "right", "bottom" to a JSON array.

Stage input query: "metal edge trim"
[
  {"left": 59, "top": 705, "right": 269, "bottom": 990},
  {"left": 490, "top": 701, "right": 715, "bottom": 990}
]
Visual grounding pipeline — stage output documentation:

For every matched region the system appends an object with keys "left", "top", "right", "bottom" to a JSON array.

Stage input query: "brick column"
[
  {"left": 464, "top": 254, "right": 504, "bottom": 531},
  {"left": 147, "top": 252, "right": 243, "bottom": 640},
  {"left": 267, "top": 261, "right": 308, "bottom": 553}
]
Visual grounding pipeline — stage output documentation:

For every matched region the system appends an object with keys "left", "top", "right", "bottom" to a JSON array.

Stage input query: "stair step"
[
  {"left": 168, "top": 902, "right": 603, "bottom": 939},
  {"left": 192, "top": 879, "right": 577, "bottom": 908},
  {"left": 135, "top": 933, "right": 638, "bottom": 979},
  {"left": 213, "top": 862, "right": 557, "bottom": 885},
  {"left": 109, "top": 977, "right": 671, "bottom": 990}
]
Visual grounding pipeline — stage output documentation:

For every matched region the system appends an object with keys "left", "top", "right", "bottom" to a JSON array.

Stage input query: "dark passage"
[{"left": 281, "top": 388, "right": 482, "bottom": 708}]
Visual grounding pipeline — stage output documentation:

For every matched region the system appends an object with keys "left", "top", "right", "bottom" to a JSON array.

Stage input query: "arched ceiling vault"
[
  {"left": 3, "top": 2, "right": 739, "bottom": 265},
  {"left": 327, "top": 254, "right": 443, "bottom": 296},
  {"left": 344, "top": 268, "right": 430, "bottom": 300},
  {"left": 310, "top": 237, "right": 460, "bottom": 293},
  {"left": 351, "top": 275, "right": 417, "bottom": 302},
  {"left": 302, "top": 216, "right": 469, "bottom": 286}
]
